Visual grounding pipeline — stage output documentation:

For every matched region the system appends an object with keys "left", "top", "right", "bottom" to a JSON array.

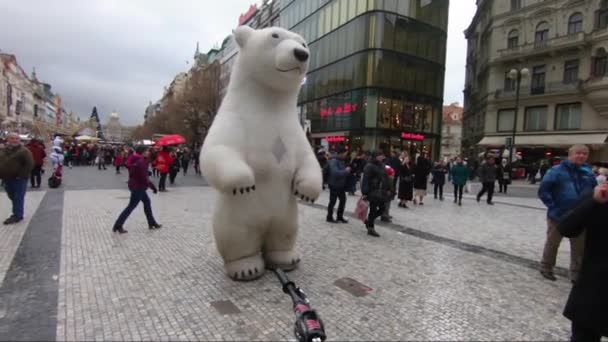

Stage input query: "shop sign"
[
  {"left": 320, "top": 102, "right": 358, "bottom": 118},
  {"left": 325, "top": 136, "right": 346, "bottom": 143},
  {"left": 401, "top": 133, "right": 425, "bottom": 141},
  {"left": 239, "top": 4, "right": 258, "bottom": 25}
]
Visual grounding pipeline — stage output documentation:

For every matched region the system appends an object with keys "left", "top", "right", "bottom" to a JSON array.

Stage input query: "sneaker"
[
  {"left": 3, "top": 216, "right": 22, "bottom": 225},
  {"left": 149, "top": 224, "right": 163, "bottom": 230},
  {"left": 540, "top": 270, "right": 557, "bottom": 281},
  {"left": 380, "top": 217, "right": 392, "bottom": 223},
  {"left": 337, "top": 217, "right": 349, "bottom": 224},
  {"left": 367, "top": 228, "right": 380, "bottom": 237},
  {"left": 487, "top": 202, "right": 494, "bottom": 206},
  {"left": 326, "top": 217, "right": 337, "bottom": 223}
]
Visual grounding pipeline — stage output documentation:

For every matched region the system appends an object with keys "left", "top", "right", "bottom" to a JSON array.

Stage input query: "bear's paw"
[{"left": 293, "top": 177, "right": 322, "bottom": 203}]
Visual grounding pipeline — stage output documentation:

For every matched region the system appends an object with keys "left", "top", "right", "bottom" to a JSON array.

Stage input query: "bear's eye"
[
  {"left": 272, "top": 33, "right": 279, "bottom": 39},
  {"left": 302, "top": 43, "right": 307, "bottom": 48}
]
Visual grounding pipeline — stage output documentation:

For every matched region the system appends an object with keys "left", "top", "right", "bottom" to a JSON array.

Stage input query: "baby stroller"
[{"left": 48, "top": 165, "right": 63, "bottom": 188}]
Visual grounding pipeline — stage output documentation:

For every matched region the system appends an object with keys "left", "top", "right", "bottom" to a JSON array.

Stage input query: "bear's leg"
[
  {"left": 263, "top": 205, "right": 300, "bottom": 271},
  {"left": 224, "top": 254, "right": 265, "bottom": 281},
  {"left": 213, "top": 204, "right": 265, "bottom": 281}
]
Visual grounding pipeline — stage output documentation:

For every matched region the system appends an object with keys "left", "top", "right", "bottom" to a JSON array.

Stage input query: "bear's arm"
[
  {"left": 291, "top": 132, "right": 322, "bottom": 200},
  {"left": 199, "top": 144, "right": 255, "bottom": 194}
]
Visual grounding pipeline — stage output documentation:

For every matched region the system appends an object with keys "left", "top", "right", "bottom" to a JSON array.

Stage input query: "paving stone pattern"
[{"left": 53, "top": 186, "right": 575, "bottom": 341}]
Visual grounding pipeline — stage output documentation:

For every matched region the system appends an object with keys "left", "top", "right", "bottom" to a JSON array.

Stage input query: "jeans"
[
  {"left": 31, "top": 165, "right": 42, "bottom": 187},
  {"left": 499, "top": 182, "right": 508, "bottom": 193},
  {"left": 477, "top": 182, "right": 495, "bottom": 203},
  {"left": 4, "top": 178, "right": 27, "bottom": 220},
  {"left": 453, "top": 184, "right": 464, "bottom": 201},
  {"left": 169, "top": 170, "right": 178, "bottom": 185},
  {"left": 367, "top": 200, "right": 386, "bottom": 227},
  {"left": 182, "top": 161, "right": 190, "bottom": 175},
  {"left": 434, "top": 183, "right": 444, "bottom": 198},
  {"left": 113, "top": 189, "right": 158, "bottom": 228},
  {"left": 159, "top": 173, "right": 168, "bottom": 190},
  {"left": 327, "top": 187, "right": 346, "bottom": 219}
]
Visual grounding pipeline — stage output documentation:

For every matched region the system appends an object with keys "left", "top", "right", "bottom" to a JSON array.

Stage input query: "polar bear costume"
[{"left": 200, "top": 26, "right": 322, "bottom": 281}]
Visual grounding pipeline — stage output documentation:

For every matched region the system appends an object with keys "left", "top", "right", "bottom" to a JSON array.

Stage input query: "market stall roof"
[{"left": 478, "top": 134, "right": 608, "bottom": 147}]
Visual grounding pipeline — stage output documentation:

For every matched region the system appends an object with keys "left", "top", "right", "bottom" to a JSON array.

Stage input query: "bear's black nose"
[{"left": 294, "top": 48, "right": 309, "bottom": 62}]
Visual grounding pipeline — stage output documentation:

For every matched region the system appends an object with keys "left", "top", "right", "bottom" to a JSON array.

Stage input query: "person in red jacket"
[
  {"left": 112, "top": 145, "right": 161, "bottom": 234},
  {"left": 114, "top": 151, "right": 124, "bottom": 174},
  {"left": 155, "top": 147, "right": 173, "bottom": 192},
  {"left": 26, "top": 139, "right": 46, "bottom": 188}
]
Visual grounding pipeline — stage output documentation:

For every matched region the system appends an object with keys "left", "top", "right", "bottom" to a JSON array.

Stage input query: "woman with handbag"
[{"left": 397, "top": 153, "right": 414, "bottom": 208}]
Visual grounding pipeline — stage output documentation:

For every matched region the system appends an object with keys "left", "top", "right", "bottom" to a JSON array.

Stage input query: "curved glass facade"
[{"left": 281, "top": 0, "right": 449, "bottom": 157}]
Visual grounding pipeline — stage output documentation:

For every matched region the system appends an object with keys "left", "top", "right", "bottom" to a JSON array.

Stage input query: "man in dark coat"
[
  {"left": 557, "top": 183, "right": 608, "bottom": 341},
  {"left": 0, "top": 132, "right": 35, "bottom": 225},
  {"left": 476, "top": 155, "right": 497, "bottom": 205},
  {"left": 361, "top": 150, "right": 391, "bottom": 237},
  {"left": 326, "top": 147, "right": 351, "bottom": 223}
]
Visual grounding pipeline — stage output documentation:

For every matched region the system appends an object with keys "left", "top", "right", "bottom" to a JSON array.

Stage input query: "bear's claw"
[{"left": 232, "top": 186, "right": 256, "bottom": 196}]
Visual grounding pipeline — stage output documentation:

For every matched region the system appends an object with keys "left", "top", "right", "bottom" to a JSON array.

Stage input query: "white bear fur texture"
[{"left": 199, "top": 26, "right": 322, "bottom": 281}]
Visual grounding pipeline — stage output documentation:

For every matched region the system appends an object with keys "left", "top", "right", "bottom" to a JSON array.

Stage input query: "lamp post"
[{"left": 507, "top": 67, "right": 529, "bottom": 163}]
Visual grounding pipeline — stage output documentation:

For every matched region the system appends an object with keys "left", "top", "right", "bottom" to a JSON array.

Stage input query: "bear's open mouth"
[{"left": 276, "top": 67, "right": 301, "bottom": 73}]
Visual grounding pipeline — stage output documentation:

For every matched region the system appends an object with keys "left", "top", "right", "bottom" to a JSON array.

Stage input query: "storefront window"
[
  {"left": 392, "top": 97, "right": 404, "bottom": 129},
  {"left": 378, "top": 96, "right": 392, "bottom": 128}
]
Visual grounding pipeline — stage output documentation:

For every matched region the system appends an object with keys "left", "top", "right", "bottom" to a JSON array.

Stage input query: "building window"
[
  {"left": 497, "top": 109, "right": 515, "bottom": 132},
  {"left": 555, "top": 103, "right": 582, "bottom": 130},
  {"left": 593, "top": 48, "right": 608, "bottom": 77},
  {"left": 535, "top": 21, "right": 550, "bottom": 47},
  {"left": 596, "top": 0, "right": 608, "bottom": 29},
  {"left": 504, "top": 71, "right": 516, "bottom": 91},
  {"left": 507, "top": 29, "right": 519, "bottom": 48},
  {"left": 511, "top": 0, "right": 521, "bottom": 11},
  {"left": 568, "top": 13, "right": 583, "bottom": 34},
  {"left": 524, "top": 106, "right": 548, "bottom": 131},
  {"left": 531, "top": 65, "right": 546, "bottom": 94},
  {"left": 563, "top": 59, "right": 579, "bottom": 83}
]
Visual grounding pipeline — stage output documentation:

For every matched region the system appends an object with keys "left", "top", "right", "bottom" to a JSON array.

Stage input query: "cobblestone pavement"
[{"left": 0, "top": 167, "right": 588, "bottom": 341}]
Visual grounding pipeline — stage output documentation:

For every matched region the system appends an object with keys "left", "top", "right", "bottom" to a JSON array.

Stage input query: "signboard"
[
  {"left": 320, "top": 102, "right": 358, "bottom": 119},
  {"left": 325, "top": 136, "right": 346, "bottom": 143},
  {"left": 239, "top": 4, "right": 258, "bottom": 25},
  {"left": 401, "top": 133, "right": 425, "bottom": 141}
]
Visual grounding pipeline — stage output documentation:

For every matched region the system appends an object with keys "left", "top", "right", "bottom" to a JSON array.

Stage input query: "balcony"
[
  {"left": 582, "top": 76, "right": 608, "bottom": 116},
  {"left": 589, "top": 27, "right": 608, "bottom": 42},
  {"left": 496, "top": 32, "right": 588, "bottom": 63},
  {"left": 493, "top": 81, "right": 583, "bottom": 101}
]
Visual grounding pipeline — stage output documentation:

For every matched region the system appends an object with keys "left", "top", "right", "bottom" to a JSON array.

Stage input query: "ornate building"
[{"left": 104, "top": 111, "right": 124, "bottom": 142}]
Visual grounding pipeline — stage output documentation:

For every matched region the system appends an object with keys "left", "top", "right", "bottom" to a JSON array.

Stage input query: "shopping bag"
[
  {"left": 465, "top": 182, "right": 472, "bottom": 193},
  {"left": 355, "top": 197, "right": 369, "bottom": 222}
]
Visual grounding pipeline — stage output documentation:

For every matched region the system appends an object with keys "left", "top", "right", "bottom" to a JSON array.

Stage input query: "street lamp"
[{"left": 507, "top": 67, "right": 529, "bottom": 163}]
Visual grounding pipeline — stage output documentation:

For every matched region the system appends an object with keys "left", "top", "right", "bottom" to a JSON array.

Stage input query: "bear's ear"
[{"left": 234, "top": 25, "right": 254, "bottom": 48}]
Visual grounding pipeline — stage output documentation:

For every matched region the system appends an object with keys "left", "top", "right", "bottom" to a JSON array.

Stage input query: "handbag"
[{"left": 355, "top": 197, "right": 369, "bottom": 222}]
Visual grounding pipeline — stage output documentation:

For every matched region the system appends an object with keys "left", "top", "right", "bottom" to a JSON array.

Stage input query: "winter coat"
[
  {"left": 155, "top": 151, "right": 173, "bottom": 174},
  {"left": 498, "top": 164, "right": 512, "bottom": 184},
  {"left": 26, "top": 142, "right": 46, "bottom": 167},
  {"left": 450, "top": 164, "right": 469, "bottom": 186},
  {"left": 413, "top": 157, "right": 431, "bottom": 190},
  {"left": 127, "top": 154, "right": 156, "bottom": 191},
  {"left": 431, "top": 165, "right": 447, "bottom": 185},
  {"left": 0, "top": 144, "right": 34, "bottom": 180},
  {"left": 478, "top": 163, "right": 497, "bottom": 183},
  {"left": 327, "top": 156, "right": 349, "bottom": 190},
  {"left": 114, "top": 154, "right": 123, "bottom": 167},
  {"left": 398, "top": 162, "right": 414, "bottom": 201},
  {"left": 361, "top": 161, "right": 392, "bottom": 203},
  {"left": 538, "top": 160, "right": 597, "bottom": 220},
  {"left": 557, "top": 193, "right": 608, "bottom": 336}
]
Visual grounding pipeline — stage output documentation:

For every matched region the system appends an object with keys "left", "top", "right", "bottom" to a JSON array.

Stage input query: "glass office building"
[{"left": 280, "top": 0, "right": 448, "bottom": 158}]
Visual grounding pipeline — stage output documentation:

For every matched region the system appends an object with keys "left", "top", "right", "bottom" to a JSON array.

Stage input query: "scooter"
[{"left": 273, "top": 269, "right": 326, "bottom": 342}]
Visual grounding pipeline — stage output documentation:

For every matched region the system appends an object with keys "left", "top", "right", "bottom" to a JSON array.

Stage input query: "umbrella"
[{"left": 155, "top": 134, "right": 186, "bottom": 147}]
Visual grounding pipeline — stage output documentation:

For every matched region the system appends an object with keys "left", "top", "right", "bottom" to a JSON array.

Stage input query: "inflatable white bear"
[{"left": 200, "top": 26, "right": 322, "bottom": 281}]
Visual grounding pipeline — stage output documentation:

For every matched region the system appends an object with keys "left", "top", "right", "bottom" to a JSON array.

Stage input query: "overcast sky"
[{"left": 1, "top": 0, "right": 476, "bottom": 126}]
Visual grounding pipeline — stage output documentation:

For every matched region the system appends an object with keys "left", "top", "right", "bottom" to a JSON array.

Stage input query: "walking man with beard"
[{"left": 0, "top": 132, "right": 34, "bottom": 225}]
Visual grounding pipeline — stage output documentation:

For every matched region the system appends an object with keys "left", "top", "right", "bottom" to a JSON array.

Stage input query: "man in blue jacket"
[
  {"left": 538, "top": 144, "right": 597, "bottom": 282},
  {"left": 326, "top": 146, "right": 351, "bottom": 223}
]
